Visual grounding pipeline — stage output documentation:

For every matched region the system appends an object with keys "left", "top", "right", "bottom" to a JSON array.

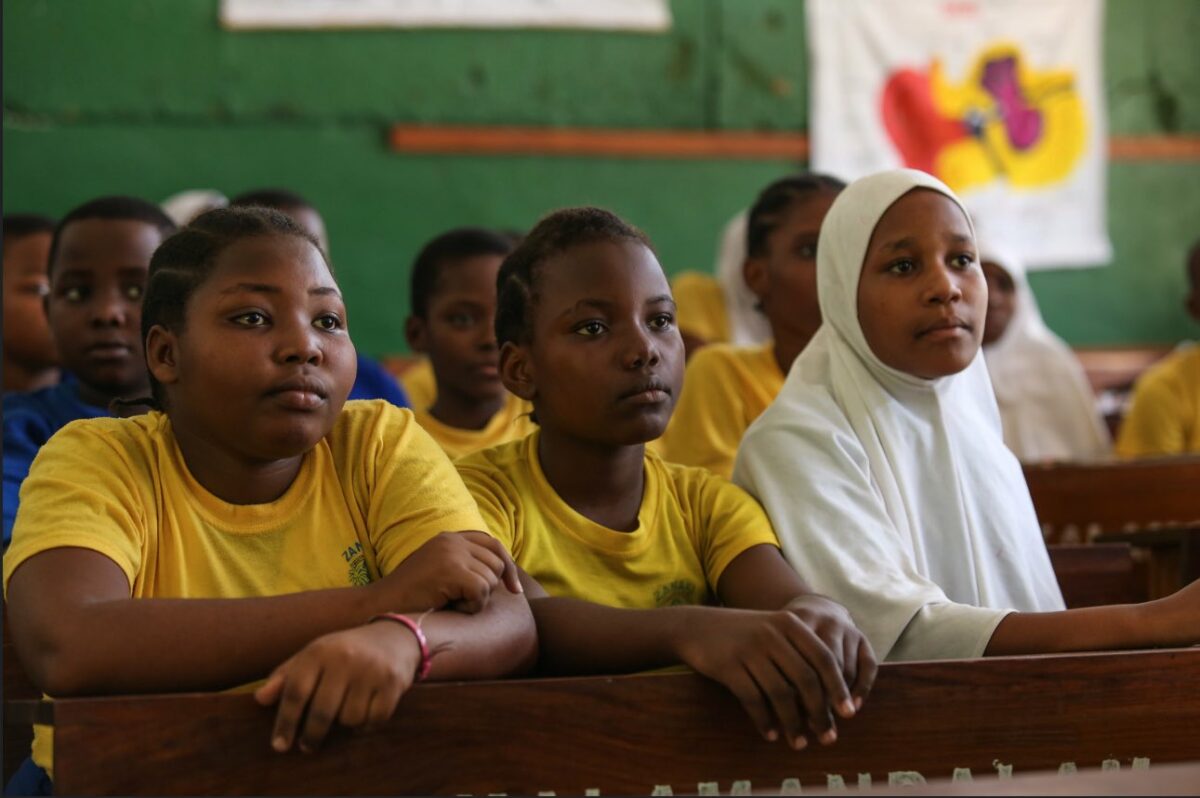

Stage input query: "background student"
[
  {"left": 457, "top": 207, "right": 875, "bottom": 752},
  {"left": 660, "top": 174, "right": 843, "bottom": 478},
  {"left": 734, "top": 169, "right": 1200, "bottom": 663},
  {"left": 403, "top": 227, "right": 535, "bottom": 458},
  {"left": 3, "top": 213, "right": 60, "bottom": 394},
  {"left": 1115, "top": 239, "right": 1200, "bottom": 458},
  {"left": 978, "top": 240, "right": 1111, "bottom": 462},
  {"left": 3, "top": 207, "right": 535, "bottom": 790},
  {"left": 3, "top": 197, "right": 176, "bottom": 546}
]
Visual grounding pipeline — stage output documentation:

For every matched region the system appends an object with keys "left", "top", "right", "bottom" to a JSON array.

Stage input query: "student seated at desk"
[
  {"left": 1116, "top": 239, "right": 1200, "bottom": 458},
  {"left": 229, "top": 188, "right": 411, "bottom": 409},
  {"left": 457, "top": 207, "right": 875, "bottom": 753},
  {"left": 978, "top": 241, "right": 1110, "bottom": 462},
  {"left": 3, "top": 207, "right": 535, "bottom": 792},
  {"left": 3, "top": 197, "right": 177, "bottom": 547},
  {"left": 733, "top": 169, "right": 1200, "bottom": 663},
  {"left": 660, "top": 174, "right": 843, "bottom": 478},
  {"left": 3, "top": 213, "right": 59, "bottom": 394},
  {"left": 403, "top": 227, "right": 535, "bottom": 458}
]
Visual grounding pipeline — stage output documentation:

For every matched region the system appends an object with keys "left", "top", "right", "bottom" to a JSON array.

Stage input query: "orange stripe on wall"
[{"left": 390, "top": 125, "right": 1200, "bottom": 162}]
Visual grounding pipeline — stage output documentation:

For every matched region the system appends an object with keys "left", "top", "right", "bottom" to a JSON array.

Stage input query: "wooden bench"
[
  {"left": 1024, "top": 456, "right": 1200, "bottom": 544},
  {"left": 1047, "top": 543, "right": 1148, "bottom": 607},
  {"left": 8, "top": 648, "right": 1199, "bottom": 795}
]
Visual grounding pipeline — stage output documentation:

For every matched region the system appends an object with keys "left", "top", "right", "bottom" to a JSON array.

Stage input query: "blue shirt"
[
  {"left": 3, "top": 378, "right": 109, "bottom": 545},
  {"left": 349, "top": 354, "right": 410, "bottom": 408}
]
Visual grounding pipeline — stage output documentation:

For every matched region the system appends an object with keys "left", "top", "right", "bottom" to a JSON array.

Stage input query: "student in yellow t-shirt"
[
  {"left": 3, "top": 207, "right": 534, "bottom": 787},
  {"left": 403, "top": 228, "right": 535, "bottom": 458},
  {"left": 456, "top": 207, "right": 875, "bottom": 752},
  {"left": 1116, "top": 240, "right": 1200, "bottom": 457},
  {"left": 660, "top": 174, "right": 844, "bottom": 478}
]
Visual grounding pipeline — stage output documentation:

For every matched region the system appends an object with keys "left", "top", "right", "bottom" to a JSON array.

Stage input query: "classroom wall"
[{"left": 4, "top": 0, "right": 1198, "bottom": 355}]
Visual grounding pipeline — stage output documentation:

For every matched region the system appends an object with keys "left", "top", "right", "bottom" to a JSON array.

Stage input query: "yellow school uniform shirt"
[
  {"left": 671, "top": 271, "right": 731, "bottom": 345},
  {"left": 456, "top": 431, "right": 780, "bottom": 609},
  {"left": 414, "top": 398, "right": 536, "bottom": 461},
  {"left": 1116, "top": 343, "right": 1200, "bottom": 458},
  {"left": 659, "top": 342, "right": 785, "bottom": 479},
  {"left": 400, "top": 358, "right": 437, "bottom": 412},
  {"left": 3, "top": 399, "right": 484, "bottom": 776}
]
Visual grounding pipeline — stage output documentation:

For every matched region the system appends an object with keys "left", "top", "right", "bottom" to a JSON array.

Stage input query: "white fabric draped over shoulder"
[
  {"left": 732, "top": 169, "right": 1065, "bottom": 662},
  {"left": 980, "top": 243, "right": 1111, "bottom": 462},
  {"left": 715, "top": 210, "right": 773, "bottom": 346}
]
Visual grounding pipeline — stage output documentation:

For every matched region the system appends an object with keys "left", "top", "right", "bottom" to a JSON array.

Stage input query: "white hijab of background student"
[
  {"left": 733, "top": 169, "right": 1065, "bottom": 662},
  {"left": 978, "top": 241, "right": 1111, "bottom": 462},
  {"left": 715, "top": 211, "right": 773, "bottom": 345}
]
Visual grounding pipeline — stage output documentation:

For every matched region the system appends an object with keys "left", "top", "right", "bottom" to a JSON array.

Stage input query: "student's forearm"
[
  {"left": 985, "top": 601, "right": 1173, "bottom": 657},
  {"left": 423, "top": 588, "right": 538, "bottom": 680},
  {"left": 28, "top": 586, "right": 390, "bottom": 695},
  {"left": 529, "top": 597, "right": 707, "bottom": 675}
]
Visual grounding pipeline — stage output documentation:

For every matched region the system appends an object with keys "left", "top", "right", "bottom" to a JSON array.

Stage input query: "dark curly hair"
[
  {"left": 745, "top": 173, "right": 845, "bottom": 259},
  {"left": 47, "top": 196, "right": 177, "bottom": 277},
  {"left": 410, "top": 227, "right": 515, "bottom": 318},
  {"left": 495, "top": 207, "right": 653, "bottom": 347}
]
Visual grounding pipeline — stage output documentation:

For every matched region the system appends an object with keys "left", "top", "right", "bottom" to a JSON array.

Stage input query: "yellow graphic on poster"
[{"left": 881, "top": 43, "right": 1087, "bottom": 193}]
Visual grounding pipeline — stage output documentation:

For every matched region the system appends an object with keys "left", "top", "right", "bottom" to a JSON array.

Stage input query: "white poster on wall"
[
  {"left": 807, "top": 0, "right": 1110, "bottom": 268},
  {"left": 221, "top": 0, "right": 671, "bottom": 31}
]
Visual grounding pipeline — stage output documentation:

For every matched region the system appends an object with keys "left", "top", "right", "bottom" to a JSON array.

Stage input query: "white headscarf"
[
  {"left": 715, "top": 211, "right": 773, "bottom": 346},
  {"left": 733, "top": 169, "right": 1064, "bottom": 662},
  {"left": 160, "top": 189, "right": 229, "bottom": 227},
  {"left": 980, "top": 243, "right": 1111, "bottom": 462}
]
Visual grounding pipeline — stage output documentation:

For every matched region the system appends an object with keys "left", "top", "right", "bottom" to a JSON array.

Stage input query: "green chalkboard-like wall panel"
[{"left": 4, "top": 0, "right": 1199, "bottom": 354}]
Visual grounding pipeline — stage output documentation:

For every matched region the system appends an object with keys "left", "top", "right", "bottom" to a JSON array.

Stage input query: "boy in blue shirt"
[{"left": 3, "top": 197, "right": 176, "bottom": 545}]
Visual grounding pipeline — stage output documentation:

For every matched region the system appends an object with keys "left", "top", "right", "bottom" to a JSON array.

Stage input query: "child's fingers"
[
  {"left": 296, "top": 669, "right": 351, "bottom": 754},
  {"left": 364, "top": 681, "right": 405, "bottom": 730},
  {"left": 786, "top": 623, "right": 855, "bottom": 725},
  {"left": 718, "top": 667, "right": 779, "bottom": 744},
  {"left": 850, "top": 636, "right": 878, "bottom": 710},
  {"left": 463, "top": 533, "right": 523, "bottom": 594},
  {"left": 771, "top": 642, "right": 836, "bottom": 746},
  {"left": 270, "top": 664, "right": 324, "bottom": 753},
  {"left": 336, "top": 683, "right": 374, "bottom": 730},
  {"left": 254, "top": 669, "right": 285, "bottom": 707},
  {"left": 745, "top": 656, "right": 809, "bottom": 750}
]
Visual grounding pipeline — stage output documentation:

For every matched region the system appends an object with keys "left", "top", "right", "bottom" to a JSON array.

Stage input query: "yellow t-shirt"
[
  {"left": 659, "top": 342, "right": 785, "bottom": 479},
  {"left": 400, "top": 358, "right": 437, "bottom": 412},
  {"left": 456, "top": 431, "right": 780, "bottom": 609},
  {"left": 1116, "top": 343, "right": 1200, "bottom": 458},
  {"left": 414, "top": 398, "right": 536, "bottom": 461},
  {"left": 671, "top": 271, "right": 730, "bottom": 345},
  {"left": 3, "top": 399, "right": 484, "bottom": 775}
]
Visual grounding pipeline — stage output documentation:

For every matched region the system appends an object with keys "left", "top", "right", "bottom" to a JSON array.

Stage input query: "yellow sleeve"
[
  {"left": 684, "top": 467, "right": 781, "bottom": 587},
  {"left": 659, "top": 350, "right": 744, "bottom": 479},
  {"left": 354, "top": 404, "right": 487, "bottom": 574},
  {"left": 1115, "top": 366, "right": 1186, "bottom": 458},
  {"left": 3, "top": 419, "right": 149, "bottom": 594},
  {"left": 671, "top": 272, "right": 730, "bottom": 344},
  {"left": 455, "top": 457, "right": 522, "bottom": 557},
  {"left": 399, "top": 359, "right": 436, "bottom": 411}
]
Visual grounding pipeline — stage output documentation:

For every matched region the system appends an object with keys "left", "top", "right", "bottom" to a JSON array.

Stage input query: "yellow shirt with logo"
[
  {"left": 1116, "top": 343, "right": 1200, "bottom": 458},
  {"left": 659, "top": 342, "right": 785, "bottom": 479},
  {"left": 456, "top": 431, "right": 780, "bottom": 609},
  {"left": 3, "top": 399, "right": 484, "bottom": 775}
]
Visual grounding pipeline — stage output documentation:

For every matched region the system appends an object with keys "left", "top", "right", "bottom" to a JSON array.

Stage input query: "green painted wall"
[{"left": 4, "top": 0, "right": 1199, "bottom": 354}]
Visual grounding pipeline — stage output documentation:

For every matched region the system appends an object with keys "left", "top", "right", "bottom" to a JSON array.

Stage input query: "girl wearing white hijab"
[
  {"left": 734, "top": 169, "right": 1200, "bottom": 662},
  {"left": 979, "top": 242, "right": 1111, "bottom": 462}
]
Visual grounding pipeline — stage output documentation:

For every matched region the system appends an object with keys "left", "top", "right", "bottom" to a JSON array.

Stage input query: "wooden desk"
[
  {"left": 9, "top": 648, "right": 1199, "bottom": 796},
  {"left": 1096, "top": 524, "right": 1200, "bottom": 599}
]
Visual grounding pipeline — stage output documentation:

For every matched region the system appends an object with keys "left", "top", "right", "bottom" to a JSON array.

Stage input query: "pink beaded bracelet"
[{"left": 369, "top": 612, "right": 433, "bottom": 682}]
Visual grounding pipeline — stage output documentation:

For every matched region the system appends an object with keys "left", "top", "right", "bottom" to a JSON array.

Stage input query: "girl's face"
[
  {"left": 857, "top": 189, "right": 985, "bottom": 380},
  {"left": 3, "top": 231, "right": 58, "bottom": 371},
  {"left": 744, "top": 191, "right": 837, "bottom": 341},
  {"left": 981, "top": 261, "right": 1017, "bottom": 346},
  {"left": 406, "top": 253, "right": 507, "bottom": 405},
  {"left": 501, "top": 239, "right": 684, "bottom": 446},
  {"left": 150, "top": 234, "right": 356, "bottom": 463}
]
